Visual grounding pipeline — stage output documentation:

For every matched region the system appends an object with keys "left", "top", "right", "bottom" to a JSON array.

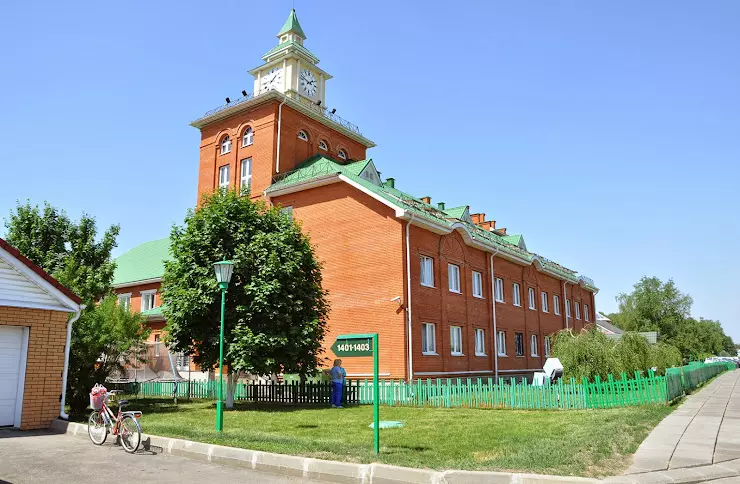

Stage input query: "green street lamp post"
[{"left": 213, "top": 260, "right": 234, "bottom": 433}]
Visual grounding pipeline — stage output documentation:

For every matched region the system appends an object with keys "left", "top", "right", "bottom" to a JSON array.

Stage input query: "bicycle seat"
[{"left": 118, "top": 400, "right": 129, "bottom": 407}]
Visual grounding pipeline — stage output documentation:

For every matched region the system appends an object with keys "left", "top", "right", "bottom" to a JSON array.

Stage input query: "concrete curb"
[{"left": 51, "top": 419, "right": 598, "bottom": 484}]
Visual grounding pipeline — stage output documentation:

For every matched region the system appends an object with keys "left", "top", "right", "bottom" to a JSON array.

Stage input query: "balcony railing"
[{"left": 200, "top": 89, "right": 363, "bottom": 136}]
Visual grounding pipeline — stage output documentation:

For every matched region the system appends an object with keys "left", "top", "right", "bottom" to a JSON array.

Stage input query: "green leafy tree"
[
  {"left": 4, "top": 201, "right": 148, "bottom": 413},
  {"left": 616, "top": 277, "right": 692, "bottom": 339},
  {"left": 66, "top": 296, "right": 149, "bottom": 412},
  {"left": 551, "top": 328, "right": 619, "bottom": 381},
  {"left": 162, "top": 190, "right": 329, "bottom": 407},
  {"left": 649, "top": 343, "right": 683, "bottom": 375},
  {"left": 613, "top": 332, "right": 651, "bottom": 375}
]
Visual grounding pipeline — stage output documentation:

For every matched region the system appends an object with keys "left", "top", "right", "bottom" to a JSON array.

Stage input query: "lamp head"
[{"left": 213, "top": 260, "right": 234, "bottom": 288}]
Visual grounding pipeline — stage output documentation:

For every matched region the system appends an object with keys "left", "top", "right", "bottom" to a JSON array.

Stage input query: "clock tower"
[{"left": 248, "top": 9, "right": 331, "bottom": 106}]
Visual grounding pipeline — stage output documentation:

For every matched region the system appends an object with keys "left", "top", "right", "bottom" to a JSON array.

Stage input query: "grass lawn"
[{"left": 79, "top": 398, "right": 673, "bottom": 477}]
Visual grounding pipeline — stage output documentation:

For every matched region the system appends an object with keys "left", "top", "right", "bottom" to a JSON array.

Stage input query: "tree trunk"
[{"left": 226, "top": 372, "right": 237, "bottom": 409}]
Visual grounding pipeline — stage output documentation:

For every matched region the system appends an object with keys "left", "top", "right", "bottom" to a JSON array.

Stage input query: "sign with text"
[{"left": 331, "top": 335, "right": 373, "bottom": 357}]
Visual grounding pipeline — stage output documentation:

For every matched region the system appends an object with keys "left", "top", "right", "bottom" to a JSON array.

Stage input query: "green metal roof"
[
  {"left": 112, "top": 238, "right": 171, "bottom": 286},
  {"left": 262, "top": 40, "right": 319, "bottom": 63},
  {"left": 278, "top": 9, "right": 306, "bottom": 38},
  {"left": 267, "top": 156, "right": 598, "bottom": 291}
]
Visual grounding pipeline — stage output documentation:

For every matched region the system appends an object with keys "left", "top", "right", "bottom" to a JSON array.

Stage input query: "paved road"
[
  {"left": 0, "top": 429, "right": 328, "bottom": 484},
  {"left": 627, "top": 369, "right": 740, "bottom": 473}
]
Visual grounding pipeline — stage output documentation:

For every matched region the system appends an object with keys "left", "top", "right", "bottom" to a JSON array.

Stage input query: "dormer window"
[
  {"left": 242, "top": 127, "right": 253, "bottom": 147},
  {"left": 318, "top": 140, "right": 328, "bottom": 151},
  {"left": 220, "top": 135, "right": 231, "bottom": 155},
  {"left": 297, "top": 130, "right": 308, "bottom": 141},
  {"left": 338, "top": 149, "right": 347, "bottom": 160}
]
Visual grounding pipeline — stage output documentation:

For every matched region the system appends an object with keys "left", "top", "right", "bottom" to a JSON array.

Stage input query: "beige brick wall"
[{"left": 0, "top": 306, "right": 68, "bottom": 430}]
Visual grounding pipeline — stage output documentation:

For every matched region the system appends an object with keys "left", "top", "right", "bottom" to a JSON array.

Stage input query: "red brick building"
[{"left": 114, "top": 9, "right": 598, "bottom": 381}]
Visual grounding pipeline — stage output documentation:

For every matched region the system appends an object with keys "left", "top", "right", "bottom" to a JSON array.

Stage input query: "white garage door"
[{"left": 0, "top": 326, "right": 27, "bottom": 427}]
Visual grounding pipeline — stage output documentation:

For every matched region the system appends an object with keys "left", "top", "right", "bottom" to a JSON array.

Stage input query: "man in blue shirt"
[{"left": 329, "top": 359, "right": 346, "bottom": 408}]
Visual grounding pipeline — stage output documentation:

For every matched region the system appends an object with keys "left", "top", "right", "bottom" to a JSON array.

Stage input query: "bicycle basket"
[{"left": 89, "top": 385, "right": 108, "bottom": 410}]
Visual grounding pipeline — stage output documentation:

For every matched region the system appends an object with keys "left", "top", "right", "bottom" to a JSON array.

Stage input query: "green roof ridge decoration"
[
  {"left": 278, "top": 9, "right": 306, "bottom": 39},
  {"left": 267, "top": 156, "right": 598, "bottom": 291},
  {"left": 112, "top": 237, "right": 171, "bottom": 286}
]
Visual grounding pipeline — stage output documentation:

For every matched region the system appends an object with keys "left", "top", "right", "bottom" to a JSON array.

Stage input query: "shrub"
[
  {"left": 613, "top": 332, "right": 651, "bottom": 376},
  {"left": 650, "top": 343, "right": 683, "bottom": 375},
  {"left": 551, "top": 327, "right": 619, "bottom": 381}
]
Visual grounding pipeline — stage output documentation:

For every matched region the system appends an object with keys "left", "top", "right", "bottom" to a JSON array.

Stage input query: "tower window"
[
  {"left": 242, "top": 127, "right": 253, "bottom": 147},
  {"left": 318, "top": 140, "right": 328, "bottom": 151},
  {"left": 240, "top": 158, "right": 252, "bottom": 192},
  {"left": 220, "top": 135, "right": 231, "bottom": 155},
  {"left": 337, "top": 149, "right": 347, "bottom": 160},
  {"left": 218, "top": 165, "right": 230, "bottom": 189},
  {"left": 297, "top": 130, "right": 308, "bottom": 141}
]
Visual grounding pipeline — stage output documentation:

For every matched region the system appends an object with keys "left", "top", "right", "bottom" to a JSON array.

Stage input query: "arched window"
[
  {"left": 297, "top": 130, "right": 308, "bottom": 141},
  {"left": 338, "top": 149, "right": 347, "bottom": 160},
  {"left": 242, "top": 127, "right": 254, "bottom": 147},
  {"left": 318, "top": 140, "right": 328, "bottom": 151},
  {"left": 220, "top": 135, "right": 231, "bottom": 155}
]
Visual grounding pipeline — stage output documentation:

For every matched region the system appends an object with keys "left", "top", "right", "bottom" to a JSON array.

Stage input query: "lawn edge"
[{"left": 51, "top": 419, "right": 598, "bottom": 484}]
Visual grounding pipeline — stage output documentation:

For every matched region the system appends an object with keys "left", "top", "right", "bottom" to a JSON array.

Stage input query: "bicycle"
[{"left": 87, "top": 385, "right": 143, "bottom": 453}]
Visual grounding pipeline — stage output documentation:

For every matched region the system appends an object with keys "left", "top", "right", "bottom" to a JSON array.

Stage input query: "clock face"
[
  {"left": 299, "top": 69, "right": 318, "bottom": 97},
  {"left": 261, "top": 67, "right": 283, "bottom": 92}
]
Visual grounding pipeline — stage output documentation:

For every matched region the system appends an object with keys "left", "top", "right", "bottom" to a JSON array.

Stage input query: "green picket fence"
[{"left": 108, "top": 361, "right": 735, "bottom": 410}]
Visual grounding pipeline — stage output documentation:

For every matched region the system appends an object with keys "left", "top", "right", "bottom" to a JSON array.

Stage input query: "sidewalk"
[{"left": 604, "top": 369, "right": 740, "bottom": 483}]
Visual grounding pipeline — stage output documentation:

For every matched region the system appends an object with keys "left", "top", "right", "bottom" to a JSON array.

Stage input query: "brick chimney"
[
  {"left": 471, "top": 213, "right": 486, "bottom": 225},
  {"left": 421, "top": 196, "right": 431, "bottom": 204},
  {"left": 480, "top": 220, "right": 496, "bottom": 231}
]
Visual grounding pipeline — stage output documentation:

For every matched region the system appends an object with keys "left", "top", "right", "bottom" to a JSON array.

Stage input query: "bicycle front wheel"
[
  {"left": 119, "top": 415, "right": 141, "bottom": 453},
  {"left": 88, "top": 411, "right": 107, "bottom": 445}
]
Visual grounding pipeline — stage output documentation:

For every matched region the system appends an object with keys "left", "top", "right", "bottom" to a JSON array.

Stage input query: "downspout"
[
  {"left": 490, "top": 250, "right": 500, "bottom": 381},
  {"left": 405, "top": 215, "right": 414, "bottom": 382},
  {"left": 562, "top": 281, "right": 569, "bottom": 329},
  {"left": 60, "top": 304, "right": 85, "bottom": 420},
  {"left": 275, "top": 93, "right": 288, "bottom": 174}
]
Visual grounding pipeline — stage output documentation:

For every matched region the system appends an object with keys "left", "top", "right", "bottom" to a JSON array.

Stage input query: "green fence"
[{"left": 109, "top": 361, "right": 734, "bottom": 410}]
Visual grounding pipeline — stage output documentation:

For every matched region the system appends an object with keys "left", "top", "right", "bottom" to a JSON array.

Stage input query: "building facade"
[{"left": 113, "top": 9, "right": 598, "bottom": 381}]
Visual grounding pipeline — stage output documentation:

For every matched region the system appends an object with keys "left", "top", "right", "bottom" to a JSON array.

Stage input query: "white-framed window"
[
  {"left": 514, "top": 332, "right": 524, "bottom": 357},
  {"left": 421, "top": 323, "right": 436, "bottom": 355},
  {"left": 297, "top": 130, "right": 308, "bottom": 141},
  {"left": 530, "top": 334, "right": 539, "bottom": 357},
  {"left": 553, "top": 294, "right": 561, "bottom": 315},
  {"left": 541, "top": 291, "right": 549, "bottom": 313},
  {"left": 566, "top": 299, "right": 572, "bottom": 318},
  {"left": 242, "top": 127, "right": 254, "bottom": 147},
  {"left": 575, "top": 302, "right": 581, "bottom": 320},
  {"left": 448, "top": 263, "right": 461, "bottom": 293},
  {"left": 475, "top": 328, "right": 486, "bottom": 356},
  {"left": 513, "top": 283, "right": 521, "bottom": 307},
  {"left": 450, "top": 326, "right": 463, "bottom": 356},
  {"left": 141, "top": 290, "right": 156, "bottom": 311},
  {"left": 472, "top": 271, "right": 483, "bottom": 298},
  {"left": 544, "top": 336, "right": 551, "bottom": 357},
  {"left": 280, "top": 206, "right": 293, "bottom": 220},
  {"left": 240, "top": 157, "right": 252, "bottom": 191},
  {"left": 318, "top": 140, "right": 328, "bottom": 151},
  {"left": 495, "top": 277, "right": 504, "bottom": 302},
  {"left": 420, "top": 256, "right": 434, "bottom": 287},
  {"left": 117, "top": 293, "right": 131, "bottom": 311},
  {"left": 218, "top": 165, "right": 230, "bottom": 189},
  {"left": 497, "top": 331, "right": 507, "bottom": 356},
  {"left": 584, "top": 304, "right": 590, "bottom": 322},
  {"left": 220, "top": 135, "right": 231, "bottom": 155},
  {"left": 338, "top": 149, "right": 347, "bottom": 160},
  {"left": 528, "top": 287, "right": 536, "bottom": 310},
  {"left": 176, "top": 353, "right": 190, "bottom": 371},
  {"left": 154, "top": 333, "right": 160, "bottom": 357}
]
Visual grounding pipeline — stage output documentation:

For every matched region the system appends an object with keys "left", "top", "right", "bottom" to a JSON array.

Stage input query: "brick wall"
[
  {"left": 0, "top": 306, "right": 69, "bottom": 430},
  {"left": 271, "top": 182, "right": 406, "bottom": 379},
  {"left": 196, "top": 100, "right": 368, "bottom": 205}
]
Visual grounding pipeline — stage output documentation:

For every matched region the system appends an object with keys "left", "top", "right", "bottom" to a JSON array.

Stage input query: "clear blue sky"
[{"left": 1, "top": 1, "right": 738, "bottom": 339}]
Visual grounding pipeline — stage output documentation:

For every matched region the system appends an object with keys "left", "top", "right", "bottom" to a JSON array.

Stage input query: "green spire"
[{"left": 277, "top": 9, "right": 306, "bottom": 39}]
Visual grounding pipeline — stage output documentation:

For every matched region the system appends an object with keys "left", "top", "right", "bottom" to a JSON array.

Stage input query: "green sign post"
[{"left": 332, "top": 333, "right": 380, "bottom": 454}]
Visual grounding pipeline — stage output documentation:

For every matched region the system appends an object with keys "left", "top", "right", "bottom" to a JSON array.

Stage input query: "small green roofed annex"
[{"left": 266, "top": 155, "right": 598, "bottom": 291}]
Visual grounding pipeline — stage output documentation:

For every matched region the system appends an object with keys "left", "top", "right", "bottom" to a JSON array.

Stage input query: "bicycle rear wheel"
[
  {"left": 88, "top": 411, "right": 107, "bottom": 445},
  {"left": 119, "top": 415, "right": 141, "bottom": 453}
]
